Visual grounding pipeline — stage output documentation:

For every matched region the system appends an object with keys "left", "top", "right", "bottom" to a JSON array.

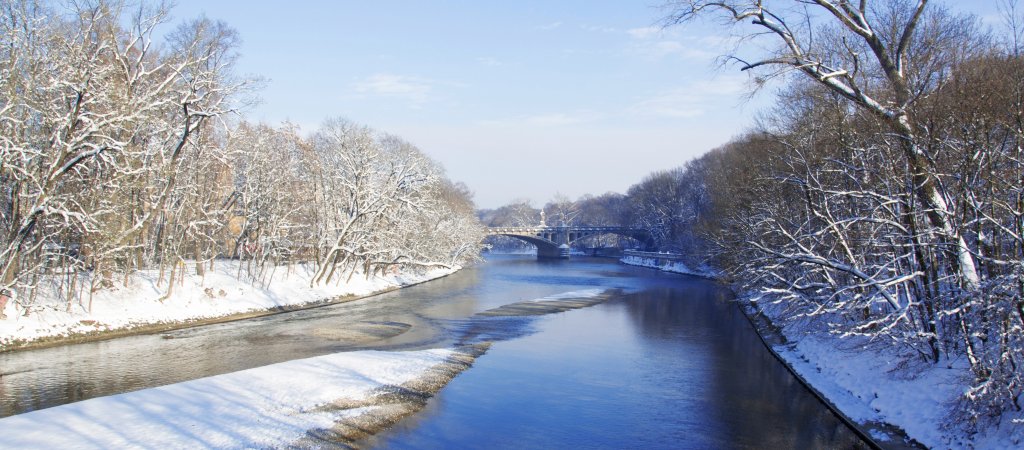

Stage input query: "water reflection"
[
  {"left": 619, "top": 284, "right": 858, "bottom": 448},
  {"left": 368, "top": 265, "right": 867, "bottom": 449}
]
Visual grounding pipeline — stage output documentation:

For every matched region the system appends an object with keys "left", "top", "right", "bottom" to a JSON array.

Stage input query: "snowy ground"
[
  {"left": 619, "top": 254, "right": 716, "bottom": 278},
  {"left": 0, "top": 261, "right": 455, "bottom": 349},
  {"left": 0, "top": 287, "right": 613, "bottom": 448},
  {"left": 630, "top": 260, "right": 1022, "bottom": 449},
  {"left": 0, "top": 348, "right": 455, "bottom": 448},
  {"left": 770, "top": 317, "right": 1023, "bottom": 449}
]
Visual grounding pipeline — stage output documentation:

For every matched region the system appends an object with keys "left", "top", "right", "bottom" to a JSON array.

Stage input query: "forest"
[
  {"left": 482, "top": 0, "right": 1024, "bottom": 432},
  {"left": 5, "top": 0, "right": 1024, "bottom": 436},
  {"left": 0, "top": 1, "right": 485, "bottom": 309}
]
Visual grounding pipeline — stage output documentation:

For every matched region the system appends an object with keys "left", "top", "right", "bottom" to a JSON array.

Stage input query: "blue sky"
[{"left": 169, "top": 1, "right": 1001, "bottom": 208}]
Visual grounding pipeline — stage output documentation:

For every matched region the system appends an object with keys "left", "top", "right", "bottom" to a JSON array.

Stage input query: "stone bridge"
[{"left": 486, "top": 226, "right": 656, "bottom": 259}]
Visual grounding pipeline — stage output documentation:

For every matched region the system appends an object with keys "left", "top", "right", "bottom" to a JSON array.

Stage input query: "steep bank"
[
  {"left": 745, "top": 293, "right": 1021, "bottom": 448},
  {"left": 618, "top": 258, "right": 1009, "bottom": 449}
]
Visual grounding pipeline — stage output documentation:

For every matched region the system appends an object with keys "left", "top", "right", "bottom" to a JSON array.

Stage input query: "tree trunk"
[{"left": 892, "top": 115, "right": 981, "bottom": 291}]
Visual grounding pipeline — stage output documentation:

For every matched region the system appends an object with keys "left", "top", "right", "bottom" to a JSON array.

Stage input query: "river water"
[{"left": 0, "top": 255, "right": 865, "bottom": 448}]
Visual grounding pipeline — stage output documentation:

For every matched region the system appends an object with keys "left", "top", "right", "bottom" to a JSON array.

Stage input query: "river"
[{"left": 0, "top": 255, "right": 866, "bottom": 448}]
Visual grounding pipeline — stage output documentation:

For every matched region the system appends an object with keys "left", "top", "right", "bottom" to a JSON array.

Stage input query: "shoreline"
[
  {"left": 0, "top": 267, "right": 457, "bottom": 354},
  {"left": 305, "top": 288, "right": 621, "bottom": 447},
  {"left": 737, "top": 301, "right": 922, "bottom": 450},
  {"left": 621, "top": 258, "right": 922, "bottom": 450},
  {"left": 0, "top": 346, "right": 486, "bottom": 449},
  {"left": 618, "top": 254, "right": 718, "bottom": 279},
  {"left": 0, "top": 285, "right": 624, "bottom": 447},
  {"left": 297, "top": 343, "right": 492, "bottom": 448}
]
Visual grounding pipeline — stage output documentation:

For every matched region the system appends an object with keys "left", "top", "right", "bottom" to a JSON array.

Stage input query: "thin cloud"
[
  {"left": 627, "top": 26, "right": 661, "bottom": 39},
  {"left": 476, "top": 56, "right": 504, "bottom": 67},
  {"left": 352, "top": 73, "right": 433, "bottom": 106},
  {"left": 525, "top": 112, "right": 589, "bottom": 126},
  {"left": 581, "top": 24, "right": 618, "bottom": 33},
  {"left": 537, "top": 21, "right": 563, "bottom": 30},
  {"left": 628, "top": 77, "right": 746, "bottom": 119},
  {"left": 625, "top": 26, "right": 724, "bottom": 60},
  {"left": 630, "top": 39, "right": 717, "bottom": 60},
  {"left": 629, "top": 91, "right": 706, "bottom": 118},
  {"left": 478, "top": 110, "right": 603, "bottom": 128}
]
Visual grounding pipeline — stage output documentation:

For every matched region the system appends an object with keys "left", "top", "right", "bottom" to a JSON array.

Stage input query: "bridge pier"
[{"left": 537, "top": 244, "right": 570, "bottom": 259}]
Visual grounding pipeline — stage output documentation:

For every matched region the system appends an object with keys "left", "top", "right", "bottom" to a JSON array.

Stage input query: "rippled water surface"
[{"left": 0, "top": 256, "right": 865, "bottom": 448}]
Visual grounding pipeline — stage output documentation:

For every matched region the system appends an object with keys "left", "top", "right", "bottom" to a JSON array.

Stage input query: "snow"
[
  {"left": 775, "top": 335, "right": 961, "bottom": 447},
  {"left": 770, "top": 316, "right": 1024, "bottom": 449},
  {"left": 0, "top": 261, "right": 456, "bottom": 348},
  {"left": 628, "top": 261, "right": 1023, "bottom": 448},
  {"left": 0, "top": 348, "right": 455, "bottom": 449},
  {"left": 539, "top": 288, "right": 606, "bottom": 300},
  {"left": 619, "top": 255, "right": 716, "bottom": 278}
]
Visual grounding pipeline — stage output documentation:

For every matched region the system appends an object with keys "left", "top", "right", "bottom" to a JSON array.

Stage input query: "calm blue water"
[{"left": 366, "top": 256, "right": 864, "bottom": 449}]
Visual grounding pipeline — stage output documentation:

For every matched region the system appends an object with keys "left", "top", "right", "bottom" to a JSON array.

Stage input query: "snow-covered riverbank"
[
  {"left": 623, "top": 257, "right": 1023, "bottom": 449},
  {"left": 762, "top": 302, "right": 1022, "bottom": 449},
  {"left": 0, "top": 347, "right": 483, "bottom": 448},
  {"left": 0, "top": 261, "right": 456, "bottom": 350},
  {"left": 0, "top": 286, "right": 625, "bottom": 448},
  {"left": 619, "top": 254, "right": 716, "bottom": 278}
]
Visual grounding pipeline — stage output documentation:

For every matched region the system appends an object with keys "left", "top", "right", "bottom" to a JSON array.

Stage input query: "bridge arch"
[
  {"left": 488, "top": 231, "right": 567, "bottom": 258},
  {"left": 485, "top": 226, "right": 656, "bottom": 259},
  {"left": 565, "top": 229, "right": 656, "bottom": 251}
]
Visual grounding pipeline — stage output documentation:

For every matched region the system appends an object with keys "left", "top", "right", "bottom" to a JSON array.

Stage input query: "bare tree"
[
  {"left": 543, "top": 193, "right": 581, "bottom": 227},
  {"left": 663, "top": 0, "right": 984, "bottom": 291},
  {"left": 0, "top": 0, "right": 248, "bottom": 306}
]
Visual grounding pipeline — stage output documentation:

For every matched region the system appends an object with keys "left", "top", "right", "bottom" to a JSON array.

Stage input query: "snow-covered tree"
[
  {"left": 0, "top": 0, "right": 248, "bottom": 306},
  {"left": 664, "top": 0, "right": 984, "bottom": 289},
  {"left": 306, "top": 119, "right": 482, "bottom": 285},
  {"left": 660, "top": 0, "right": 1024, "bottom": 429}
]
